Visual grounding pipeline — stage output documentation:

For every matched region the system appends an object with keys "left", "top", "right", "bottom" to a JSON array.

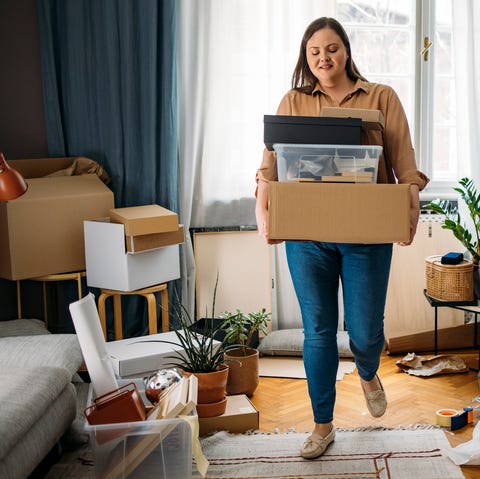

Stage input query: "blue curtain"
[{"left": 36, "top": 0, "right": 178, "bottom": 337}]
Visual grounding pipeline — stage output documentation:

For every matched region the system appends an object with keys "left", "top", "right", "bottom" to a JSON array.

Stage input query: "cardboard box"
[
  {"left": 126, "top": 225, "right": 185, "bottom": 253},
  {"left": 199, "top": 394, "right": 259, "bottom": 436},
  {"left": 0, "top": 158, "right": 114, "bottom": 280},
  {"left": 273, "top": 144, "right": 381, "bottom": 183},
  {"left": 110, "top": 204, "right": 179, "bottom": 236},
  {"left": 268, "top": 182, "right": 410, "bottom": 243},
  {"left": 320, "top": 107, "right": 385, "bottom": 130},
  {"left": 84, "top": 219, "right": 180, "bottom": 291},
  {"left": 104, "top": 331, "right": 220, "bottom": 378},
  {"left": 264, "top": 115, "right": 362, "bottom": 150}
]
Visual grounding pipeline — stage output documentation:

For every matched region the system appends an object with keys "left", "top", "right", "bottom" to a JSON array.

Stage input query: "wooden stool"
[
  {"left": 16, "top": 271, "right": 86, "bottom": 328},
  {"left": 97, "top": 283, "right": 169, "bottom": 340}
]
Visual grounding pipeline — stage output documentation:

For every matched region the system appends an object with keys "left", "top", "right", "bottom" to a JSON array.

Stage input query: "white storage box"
[
  {"left": 273, "top": 143, "right": 382, "bottom": 183},
  {"left": 105, "top": 330, "right": 221, "bottom": 378},
  {"left": 84, "top": 218, "right": 180, "bottom": 291}
]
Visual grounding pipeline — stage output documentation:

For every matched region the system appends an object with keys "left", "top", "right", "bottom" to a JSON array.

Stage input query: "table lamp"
[{"left": 0, "top": 152, "right": 27, "bottom": 200}]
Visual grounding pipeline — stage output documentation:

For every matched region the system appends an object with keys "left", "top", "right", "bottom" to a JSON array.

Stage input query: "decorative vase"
[{"left": 224, "top": 347, "right": 259, "bottom": 397}]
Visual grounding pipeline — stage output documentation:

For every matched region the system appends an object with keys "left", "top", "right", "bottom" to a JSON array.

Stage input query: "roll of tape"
[{"left": 436, "top": 408, "right": 458, "bottom": 427}]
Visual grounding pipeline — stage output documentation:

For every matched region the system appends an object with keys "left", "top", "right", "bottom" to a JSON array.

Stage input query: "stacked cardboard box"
[{"left": 266, "top": 108, "right": 411, "bottom": 244}]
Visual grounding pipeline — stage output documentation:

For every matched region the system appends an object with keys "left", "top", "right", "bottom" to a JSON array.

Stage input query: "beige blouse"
[{"left": 256, "top": 80, "right": 429, "bottom": 190}]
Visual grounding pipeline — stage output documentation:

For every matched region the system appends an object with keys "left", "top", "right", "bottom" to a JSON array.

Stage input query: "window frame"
[
  {"left": 417, "top": 0, "right": 458, "bottom": 199},
  {"left": 338, "top": 0, "right": 459, "bottom": 199}
]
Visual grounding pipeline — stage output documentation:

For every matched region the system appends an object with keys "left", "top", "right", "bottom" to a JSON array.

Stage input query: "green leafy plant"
[
  {"left": 220, "top": 308, "right": 271, "bottom": 356},
  {"left": 427, "top": 177, "right": 480, "bottom": 265}
]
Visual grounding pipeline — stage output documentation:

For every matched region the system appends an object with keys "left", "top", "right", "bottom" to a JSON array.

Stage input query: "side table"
[
  {"left": 17, "top": 271, "right": 86, "bottom": 328},
  {"left": 423, "top": 289, "right": 480, "bottom": 367},
  {"left": 97, "top": 283, "right": 169, "bottom": 340}
]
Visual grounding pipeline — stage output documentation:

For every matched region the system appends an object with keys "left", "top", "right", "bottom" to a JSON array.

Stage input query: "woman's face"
[{"left": 306, "top": 27, "right": 349, "bottom": 86}]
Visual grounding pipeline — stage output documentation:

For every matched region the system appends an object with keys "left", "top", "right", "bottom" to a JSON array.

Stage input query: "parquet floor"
[{"left": 249, "top": 350, "right": 480, "bottom": 479}]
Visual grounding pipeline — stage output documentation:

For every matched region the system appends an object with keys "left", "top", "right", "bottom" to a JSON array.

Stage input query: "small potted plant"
[
  {"left": 221, "top": 308, "right": 271, "bottom": 397},
  {"left": 142, "top": 280, "right": 231, "bottom": 417},
  {"left": 428, "top": 177, "right": 480, "bottom": 297}
]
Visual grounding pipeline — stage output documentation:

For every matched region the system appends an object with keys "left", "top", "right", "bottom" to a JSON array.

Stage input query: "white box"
[
  {"left": 84, "top": 218, "right": 180, "bottom": 291},
  {"left": 105, "top": 331, "right": 221, "bottom": 378}
]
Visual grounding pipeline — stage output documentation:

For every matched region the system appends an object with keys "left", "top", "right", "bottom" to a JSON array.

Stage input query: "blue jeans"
[{"left": 285, "top": 241, "right": 393, "bottom": 424}]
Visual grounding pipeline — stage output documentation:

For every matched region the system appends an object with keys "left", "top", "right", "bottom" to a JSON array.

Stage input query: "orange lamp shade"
[{"left": 0, "top": 152, "right": 28, "bottom": 201}]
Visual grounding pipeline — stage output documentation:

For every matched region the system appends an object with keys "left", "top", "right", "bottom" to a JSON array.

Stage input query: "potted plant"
[
  {"left": 220, "top": 308, "right": 271, "bottom": 397},
  {"left": 427, "top": 177, "right": 480, "bottom": 296},
  {"left": 143, "top": 281, "right": 231, "bottom": 417}
]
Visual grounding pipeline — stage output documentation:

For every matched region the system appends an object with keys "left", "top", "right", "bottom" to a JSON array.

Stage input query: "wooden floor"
[{"left": 249, "top": 350, "right": 480, "bottom": 479}]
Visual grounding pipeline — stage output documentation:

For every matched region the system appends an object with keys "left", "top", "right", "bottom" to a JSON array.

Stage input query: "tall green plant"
[
  {"left": 428, "top": 177, "right": 480, "bottom": 265},
  {"left": 137, "top": 276, "right": 229, "bottom": 373}
]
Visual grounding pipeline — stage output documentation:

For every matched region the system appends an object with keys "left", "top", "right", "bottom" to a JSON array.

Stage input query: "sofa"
[{"left": 0, "top": 318, "right": 84, "bottom": 479}]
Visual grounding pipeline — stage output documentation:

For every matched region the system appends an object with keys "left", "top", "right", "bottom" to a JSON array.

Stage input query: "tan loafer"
[
  {"left": 301, "top": 426, "right": 335, "bottom": 459},
  {"left": 361, "top": 374, "right": 387, "bottom": 418}
]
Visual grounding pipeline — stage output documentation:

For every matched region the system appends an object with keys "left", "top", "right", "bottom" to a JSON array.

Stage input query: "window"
[{"left": 337, "top": 0, "right": 456, "bottom": 188}]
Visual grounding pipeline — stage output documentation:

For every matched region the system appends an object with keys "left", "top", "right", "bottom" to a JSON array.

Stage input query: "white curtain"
[
  {"left": 452, "top": 0, "right": 480, "bottom": 181},
  {"left": 177, "top": 0, "right": 335, "bottom": 315}
]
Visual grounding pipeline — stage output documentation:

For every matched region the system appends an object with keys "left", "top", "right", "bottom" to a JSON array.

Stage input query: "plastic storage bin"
[
  {"left": 85, "top": 379, "right": 192, "bottom": 478},
  {"left": 86, "top": 418, "right": 192, "bottom": 479},
  {"left": 273, "top": 143, "right": 382, "bottom": 183}
]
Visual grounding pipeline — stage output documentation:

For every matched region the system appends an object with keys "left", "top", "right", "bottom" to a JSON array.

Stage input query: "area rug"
[
  {"left": 259, "top": 357, "right": 356, "bottom": 380},
  {"left": 193, "top": 427, "right": 464, "bottom": 479}
]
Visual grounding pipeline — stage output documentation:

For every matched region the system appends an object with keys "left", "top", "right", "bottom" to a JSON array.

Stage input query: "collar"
[{"left": 312, "top": 78, "right": 370, "bottom": 96}]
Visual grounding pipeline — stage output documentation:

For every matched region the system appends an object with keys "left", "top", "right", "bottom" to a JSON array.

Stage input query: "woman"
[{"left": 255, "top": 17, "right": 429, "bottom": 459}]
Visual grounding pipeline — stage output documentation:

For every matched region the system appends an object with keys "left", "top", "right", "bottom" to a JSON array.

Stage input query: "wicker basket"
[{"left": 425, "top": 255, "right": 474, "bottom": 302}]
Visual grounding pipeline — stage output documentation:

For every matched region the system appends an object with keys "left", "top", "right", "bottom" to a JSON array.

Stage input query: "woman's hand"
[
  {"left": 255, "top": 181, "right": 283, "bottom": 245},
  {"left": 397, "top": 184, "right": 420, "bottom": 246}
]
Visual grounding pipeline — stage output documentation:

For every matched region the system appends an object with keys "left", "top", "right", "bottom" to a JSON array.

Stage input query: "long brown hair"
[{"left": 292, "top": 17, "right": 367, "bottom": 94}]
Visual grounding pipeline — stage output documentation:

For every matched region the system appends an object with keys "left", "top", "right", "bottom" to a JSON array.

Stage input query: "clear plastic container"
[
  {"left": 273, "top": 143, "right": 382, "bottom": 183},
  {"left": 86, "top": 418, "right": 192, "bottom": 478},
  {"left": 85, "top": 379, "right": 192, "bottom": 478}
]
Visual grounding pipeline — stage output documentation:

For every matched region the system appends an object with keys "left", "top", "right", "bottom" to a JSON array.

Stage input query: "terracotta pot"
[
  {"left": 224, "top": 347, "right": 259, "bottom": 397},
  {"left": 183, "top": 364, "right": 229, "bottom": 404},
  {"left": 195, "top": 396, "right": 227, "bottom": 418}
]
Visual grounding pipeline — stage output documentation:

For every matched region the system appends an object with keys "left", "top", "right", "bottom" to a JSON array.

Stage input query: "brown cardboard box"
[
  {"left": 125, "top": 225, "right": 185, "bottom": 253},
  {"left": 268, "top": 182, "right": 410, "bottom": 243},
  {"left": 0, "top": 158, "right": 114, "bottom": 280},
  {"left": 109, "top": 204, "right": 178, "bottom": 236},
  {"left": 320, "top": 107, "right": 385, "bottom": 130},
  {"left": 199, "top": 394, "right": 259, "bottom": 436}
]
